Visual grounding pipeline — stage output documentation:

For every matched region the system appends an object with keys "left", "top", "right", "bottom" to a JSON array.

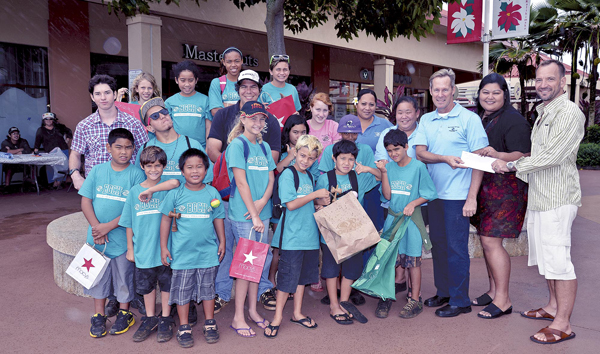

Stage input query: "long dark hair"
[
  {"left": 281, "top": 114, "right": 309, "bottom": 153},
  {"left": 476, "top": 73, "right": 510, "bottom": 117}
]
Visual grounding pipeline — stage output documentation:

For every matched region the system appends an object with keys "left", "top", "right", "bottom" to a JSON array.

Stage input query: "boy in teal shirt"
[
  {"left": 376, "top": 129, "right": 437, "bottom": 319},
  {"left": 165, "top": 60, "right": 212, "bottom": 148},
  {"left": 79, "top": 128, "right": 146, "bottom": 338},
  {"left": 159, "top": 148, "right": 225, "bottom": 348}
]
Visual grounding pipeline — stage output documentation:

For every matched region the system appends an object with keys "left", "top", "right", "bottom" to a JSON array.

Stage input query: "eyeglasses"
[
  {"left": 270, "top": 54, "right": 290, "bottom": 65},
  {"left": 148, "top": 108, "right": 169, "bottom": 121}
]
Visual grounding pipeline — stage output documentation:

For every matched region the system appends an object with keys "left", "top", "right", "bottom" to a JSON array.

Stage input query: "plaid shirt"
[{"left": 72, "top": 107, "right": 148, "bottom": 176}]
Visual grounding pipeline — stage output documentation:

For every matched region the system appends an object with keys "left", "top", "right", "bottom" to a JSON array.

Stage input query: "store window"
[{"left": 90, "top": 53, "right": 128, "bottom": 106}]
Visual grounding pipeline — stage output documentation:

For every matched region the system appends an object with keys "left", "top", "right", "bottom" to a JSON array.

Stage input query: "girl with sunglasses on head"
[
  {"left": 116, "top": 72, "right": 160, "bottom": 107},
  {"left": 208, "top": 47, "right": 244, "bottom": 116},
  {"left": 260, "top": 55, "right": 302, "bottom": 113}
]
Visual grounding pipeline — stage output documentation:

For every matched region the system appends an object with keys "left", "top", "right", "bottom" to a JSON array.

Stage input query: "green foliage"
[
  {"left": 375, "top": 85, "right": 405, "bottom": 124},
  {"left": 585, "top": 124, "right": 600, "bottom": 144},
  {"left": 577, "top": 143, "right": 600, "bottom": 166},
  {"left": 102, "top": 0, "right": 203, "bottom": 17}
]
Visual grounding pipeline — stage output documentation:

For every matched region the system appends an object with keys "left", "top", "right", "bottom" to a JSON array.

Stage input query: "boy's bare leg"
[
  {"left": 94, "top": 298, "right": 106, "bottom": 315},
  {"left": 177, "top": 303, "right": 190, "bottom": 325},
  {"left": 143, "top": 290, "right": 156, "bottom": 317},
  {"left": 202, "top": 299, "right": 215, "bottom": 320},
  {"left": 270, "top": 290, "right": 288, "bottom": 326},
  {"left": 161, "top": 292, "right": 170, "bottom": 317},
  {"left": 269, "top": 247, "right": 279, "bottom": 285},
  {"left": 409, "top": 267, "right": 421, "bottom": 301},
  {"left": 292, "top": 285, "right": 311, "bottom": 322},
  {"left": 327, "top": 278, "right": 345, "bottom": 315},
  {"left": 231, "top": 279, "right": 254, "bottom": 336},
  {"left": 119, "top": 302, "right": 130, "bottom": 311},
  {"left": 339, "top": 277, "right": 353, "bottom": 303}
]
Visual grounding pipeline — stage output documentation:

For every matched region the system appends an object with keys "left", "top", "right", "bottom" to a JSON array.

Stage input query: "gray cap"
[
  {"left": 337, "top": 115, "right": 361, "bottom": 133},
  {"left": 140, "top": 97, "right": 166, "bottom": 125}
]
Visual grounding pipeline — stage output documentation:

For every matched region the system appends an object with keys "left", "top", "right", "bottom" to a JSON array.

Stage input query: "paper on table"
[{"left": 460, "top": 151, "right": 496, "bottom": 173}]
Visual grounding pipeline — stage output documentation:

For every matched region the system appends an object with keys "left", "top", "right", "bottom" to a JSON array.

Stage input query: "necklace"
[{"left": 155, "top": 133, "right": 180, "bottom": 163}]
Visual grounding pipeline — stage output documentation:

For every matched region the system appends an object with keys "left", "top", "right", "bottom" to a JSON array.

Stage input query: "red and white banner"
[
  {"left": 447, "top": 0, "right": 483, "bottom": 44},
  {"left": 492, "top": 0, "right": 530, "bottom": 40}
]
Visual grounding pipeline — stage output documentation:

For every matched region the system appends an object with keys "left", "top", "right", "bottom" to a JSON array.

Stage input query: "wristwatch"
[
  {"left": 69, "top": 168, "right": 79, "bottom": 176},
  {"left": 506, "top": 161, "right": 516, "bottom": 171}
]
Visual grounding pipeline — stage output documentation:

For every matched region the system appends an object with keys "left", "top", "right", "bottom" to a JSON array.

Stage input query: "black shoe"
[
  {"left": 188, "top": 303, "right": 198, "bottom": 327},
  {"left": 109, "top": 310, "right": 135, "bottom": 335},
  {"left": 395, "top": 282, "right": 407, "bottom": 293},
  {"left": 90, "top": 313, "right": 108, "bottom": 338},
  {"left": 260, "top": 288, "right": 277, "bottom": 311},
  {"left": 105, "top": 299, "right": 120, "bottom": 318},
  {"left": 350, "top": 289, "right": 366, "bottom": 306},
  {"left": 157, "top": 316, "right": 175, "bottom": 343},
  {"left": 320, "top": 289, "right": 341, "bottom": 305},
  {"left": 133, "top": 316, "right": 159, "bottom": 342},
  {"left": 130, "top": 296, "right": 147, "bottom": 316},
  {"left": 375, "top": 299, "right": 392, "bottom": 318},
  {"left": 435, "top": 304, "right": 472, "bottom": 317},
  {"left": 214, "top": 294, "right": 228, "bottom": 314},
  {"left": 424, "top": 295, "right": 450, "bottom": 307},
  {"left": 203, "top": 319, "right": 219, "bottom": 344},
  {"left": 177, "top": 324, "right": 194, "bottom": 348}
]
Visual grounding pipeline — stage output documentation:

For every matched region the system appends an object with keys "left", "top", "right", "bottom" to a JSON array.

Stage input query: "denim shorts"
[
  {"left": 321, "top": 243, "right": 364, "bottom": 280},
  {"left": 135, "top": 265, "right": 172, "bottom": 295},
  {"left": 276, "top": 249, "right": 319, "bottom": 293}
]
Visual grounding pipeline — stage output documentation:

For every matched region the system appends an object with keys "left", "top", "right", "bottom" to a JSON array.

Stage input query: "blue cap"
[
  {"left": 240, "top": 101, "right": 268, "bottom": 118},
  {"left": 337, "top": 115, "right": 361, "bottom": 133}
]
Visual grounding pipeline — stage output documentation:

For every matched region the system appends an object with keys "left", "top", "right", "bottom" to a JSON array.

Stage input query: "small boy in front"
[
  {"left": 264, "top": 135, "right": 330, "bottom": 338},
  {"left": 159, "top": 148, "right": 225, "bottom": 348},
  {"left": 79, "top": 128, "right": 146, "bottom": 338},
  {"left": 119, "top": 146, "right": 176, "bottom": 343},
  {"left": 376, "top": 129, "right": 437, "bottom": 319}
]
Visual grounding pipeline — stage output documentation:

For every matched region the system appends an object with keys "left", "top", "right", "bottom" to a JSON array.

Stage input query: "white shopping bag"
[{"left": 66, "top": 243, "right": 111, "bottom": 289}]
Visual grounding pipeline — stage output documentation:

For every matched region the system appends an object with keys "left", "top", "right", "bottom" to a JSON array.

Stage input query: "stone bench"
[{"left": 47, "top": 212, "right": 528, "bottom": 296}]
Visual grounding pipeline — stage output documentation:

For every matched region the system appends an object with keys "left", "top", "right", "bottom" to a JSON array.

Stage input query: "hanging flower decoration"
[
  {"left": 451, "top": 7, "right": 476, "bottom": 38},
  {"left": 498, "top": 1, "right": 522, "bottom": 32}
]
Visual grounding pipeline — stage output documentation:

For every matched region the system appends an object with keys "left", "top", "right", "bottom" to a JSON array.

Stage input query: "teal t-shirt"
[
  {"left": 259, "top": 82, "right": 302, "bottom": 112},
  {"left": 118, "top": 184, "right": 170, "bottom": 268},
  {"left": 318, "top": 142, "right": 376, "bottom": 173},
  {"left": 208, "top": 77, "right": 240, "bottom": 110},
  {"left": 381, "top": 159, "right": 438, "bottom": 256},
  {"left": 79, "top": 162, "right": 146, "bottom": 258},
  {"left": 271, "top": 168, "right": 319, "bottom": 250},
  {"left": 164, "top": 92, "right": 212, "bottom": 148},
  {"left": 135, "top": 135, "right": 213, "bottom": 184},
  {"left": 158, "top": 184, "right": 225, "bottom": 270},
  {"left": 225, "top": 135, "right": 277, "bottom": 222}
]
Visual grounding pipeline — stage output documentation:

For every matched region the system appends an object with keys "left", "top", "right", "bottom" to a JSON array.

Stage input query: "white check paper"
[{"left": 460, "top": 151, "right": 496, "bottom": 173}]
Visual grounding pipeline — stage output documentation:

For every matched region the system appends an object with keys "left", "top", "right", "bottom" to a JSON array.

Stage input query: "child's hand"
[
  {"left": 376, "top": 160, "right": 388, "bottom": 173},
  {"left": 313, "top": 188, "right": 330, "bottom": 200},
  {"left": 93, "top": 223, "right": 112, "bottom": 238},
  {"left": 126, "top": 248, "right": 135, "bottom": 263},
  {"left": 138, "top": 189, "right": 154, "bottom": 203},
  {"left": 93, "top": 235, "right": 107, "bottom": 245},
  {"left": 355, "top": 162, "right": 368, "bottom": 175},
  {"left": 218, "top": 243, "right": 225, "bottom": 262},
  {"left": 403, "top": 204, "right": 415, "bottom": 216},
  {"left": 244, "top": 199, "right": 267, "bottom": 220},
  {"left": 161, "top": 248, "right": 172, "bottom": 266},
  {"left": 315, "top": 204, "right": 324, "bottom": 211},
  {"left": 251, "top": 215, "right": 264, "bottom": 233}
]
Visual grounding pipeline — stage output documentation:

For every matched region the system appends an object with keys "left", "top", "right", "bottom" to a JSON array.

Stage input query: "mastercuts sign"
[{"left": 183, "top": 44, "right": 259, "bottom": 67}]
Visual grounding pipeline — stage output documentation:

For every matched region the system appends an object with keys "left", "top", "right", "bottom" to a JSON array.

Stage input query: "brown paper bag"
[{"left": 314, "top": 192, "right": 380, "bottom": 264}]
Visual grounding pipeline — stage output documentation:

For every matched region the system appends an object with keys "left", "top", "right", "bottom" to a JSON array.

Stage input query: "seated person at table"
[
  {"left": 1, "top": 127, "right": 33, "bottom": 187},
  {"left": 33, "top": 112, "right": 72, "bottom": 188}
]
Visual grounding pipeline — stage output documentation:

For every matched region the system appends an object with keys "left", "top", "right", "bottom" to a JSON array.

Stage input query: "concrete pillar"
[
  {"left": 126, "top": 14, "right": 162, "bottom": 97},
  {"left": 374, "top": 58, "right": 395, "bottom": 101},
  {"left": 312, "top": 45, "right": 330, "bottom": 94}
]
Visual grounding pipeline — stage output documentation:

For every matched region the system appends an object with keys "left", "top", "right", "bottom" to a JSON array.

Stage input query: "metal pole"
[{"left": 482, "top": 0, "right": 491, "bottom": 76}]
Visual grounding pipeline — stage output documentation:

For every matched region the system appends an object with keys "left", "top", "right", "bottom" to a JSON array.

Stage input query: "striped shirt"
[{"left": 515, "top": 93, "right": 584, "bottom": 211}]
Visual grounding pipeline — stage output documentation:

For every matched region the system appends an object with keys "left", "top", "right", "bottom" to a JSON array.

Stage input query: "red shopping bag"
[
  {"left": 229, "top": 231, "right": 269, "bottom": 283},
  {"left": 265, "top": 95, "right": 296, "bottom": 129}
]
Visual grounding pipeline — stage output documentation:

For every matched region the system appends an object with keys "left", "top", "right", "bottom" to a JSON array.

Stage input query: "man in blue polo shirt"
[{"left": 414, "top": 68, "right": 488, "bottom": 318}]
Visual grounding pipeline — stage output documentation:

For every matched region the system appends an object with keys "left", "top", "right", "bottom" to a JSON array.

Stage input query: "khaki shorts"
[{"left": 527, "top": 205, "right": 577, "bottom": 280}]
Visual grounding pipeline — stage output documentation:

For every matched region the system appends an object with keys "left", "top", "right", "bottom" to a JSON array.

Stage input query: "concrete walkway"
[{"left": 1, "top": 171, "right": 599, "bottom": 353}]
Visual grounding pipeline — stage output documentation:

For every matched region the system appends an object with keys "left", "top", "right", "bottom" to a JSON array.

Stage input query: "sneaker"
[
  {"left": 132, "top": 316, "right": 159, "bottom": 342},
  {"left": 109, "top": 310, "right": 135, "bottom": 335},
  {"left": 350, "top": 289, "right": 366, "bottom": 306},
  {"left": 395, "top": 281, "right": 407, "bottom": 294},
  {"left": 177, "top": 324, "right": 194, "bottom": 348},
  {"left": 157, "top": 316, "right": 175, "bottom": 343},
  {"left": 260, "top": 288, "right": 276, "bottom": 311},
  {"left": 188, "top": 303, "right": 198, "bottom": 327},
  {"left": 130, "top": 296, "right": 147, "bottom": 316},
  {"left": 375, "top": 299, "right": 392, "bottom": 318},
  {"left": 399, "top": 298, "right": 424, "bottom": 319},
  {"left": 203, "top": 319, "right": 219, "bottom": 344},
  {"left": 105, "top": 299, "right": 119, "bottom": 318},
  {"left": 90, "top": 313, "right": 108, "bottom": 338},
  {"left": 214, "top": 295, "right": 228, "bottom": 314}
]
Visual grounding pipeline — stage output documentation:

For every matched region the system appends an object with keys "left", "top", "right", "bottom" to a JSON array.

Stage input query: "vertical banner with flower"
[
  {"left": 492, "top": 0, "right": 530, "bottom": 40},
  {"left": 447, "top": 0, "right": 483, "bottom": 44}
]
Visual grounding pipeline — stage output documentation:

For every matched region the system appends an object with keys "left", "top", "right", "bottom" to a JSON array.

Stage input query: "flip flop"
[
  {"left": 330, "top": 313, "right": 353, "bottom": 325},
  {"left": 229, "top": 325, "right": 256, "bottom": 338},
  {"left": 530, "top": 326, "right": 576, "bottom": 345},
  {"left": 340, "top": 301, "right": 368, "bottom": 324},
  {"left": 248, "top": 317, "right": 269, "bottom": 329},
  {"left": 472, "top": 293, "right": 493, "bottom": 306},
  {"left": 477, "top": 303, "right": 513, "bottom": 319},
  {"left": 290, "top": 317, "right": 318, "bottom": 329},
  {"left": 521, "top": 308, "right": 555, "bottom": 321},
  {"left": 263, "top": 324, "right": 280, "bottom": 339}
]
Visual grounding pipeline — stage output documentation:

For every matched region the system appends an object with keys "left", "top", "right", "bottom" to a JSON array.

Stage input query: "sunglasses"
[
  {"left": 148, "top": 108, "right": 169, "bottom": 121},
  {"left": 270, "top": 54, "right": 290, "bottom": 65}
]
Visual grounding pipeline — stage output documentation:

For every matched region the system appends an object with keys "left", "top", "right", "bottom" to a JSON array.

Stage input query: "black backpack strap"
[
  {"left": 348, "top": 170, "right": 359, "bottom": 193},
  {"left": 185, "top": 135, "right": 191, "bottom": 149},
  {"left": 279, "top": 166, "right": 301, "bottom": 251},
  {"left": 327, "top": 169, "right": 337, "bottom": 190},
  {"left": 143, "top": 142, "right": 147, "bottom": 149}
]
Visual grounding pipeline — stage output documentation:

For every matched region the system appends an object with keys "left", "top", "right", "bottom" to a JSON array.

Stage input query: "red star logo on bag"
[{"left": 82, "top": 258, "right": 95, "bottom": 272}]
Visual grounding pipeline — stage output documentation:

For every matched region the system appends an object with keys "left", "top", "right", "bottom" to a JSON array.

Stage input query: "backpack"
[
  {"left": 213, "top": 136, "right": 268, "bottom": 201},
  {"left": 272, "top": 165, "right": 314, "bottom": 220},
  {"left": 326, "top": 169, "right": 358, "bottom": 203},
  {"left": 219, "top": 75, "right": 227, "bottom": 93}
]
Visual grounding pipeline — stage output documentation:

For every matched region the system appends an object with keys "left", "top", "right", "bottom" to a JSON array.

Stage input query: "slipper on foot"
[
  {"left": 264, "top": 324, "right": 280, "bottom": 338},
  {"left": 472, "top": 293, "right": 493, "bottom": 306},
  {"left": 477, "top": 303, "right": 513, "bottom": 319},
  {"left": 290, "top": 317, "right": 318, "bottom": 329},
  {"left": 230, "top": 325, "right": 256, "bottom": 338},
  {"left": 330, "top": 313, "right": 353, "bottom": 325},
  {"left": 521, "top": 308, "right": 555, "bottom": 321},
  {"left": 530, "top": 326, "right": 576, "bottom": 345},
  {"left": 340, "top": 301, "right": 368, "bottom": 324},
  {"left": 248, "top": 317, "right": 269, "bottom": 329}
]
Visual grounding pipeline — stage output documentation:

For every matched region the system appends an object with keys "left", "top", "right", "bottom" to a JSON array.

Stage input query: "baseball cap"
[
  {"left": 240, "top": 101, "right": 268, "bottom": 118},
  {"left": 140, "top": 97, "right": 166, "bottom": 125},
  {"left": 337, "top": 115, "right": 361, "bottom": 133},
  {"left": 237, "top": 70, "right": 260, "bottom": 85},
  {"left": 8, "top": 127, "right": 19, "bottom": 134},
  {"left": 42, "top": 112, "right": 56, "bottom": 120}
]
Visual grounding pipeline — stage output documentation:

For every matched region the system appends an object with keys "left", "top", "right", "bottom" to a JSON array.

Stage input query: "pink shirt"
[{"left": 308, "top": 119, "right": 341, "bottom": 152}]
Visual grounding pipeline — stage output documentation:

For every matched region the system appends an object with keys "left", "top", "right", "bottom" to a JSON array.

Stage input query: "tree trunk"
[
  {"left": 570, "top": 46, "right": 578, "bottom": 102},
  {"left": 588, "top": 42, "right": 598, "bottom": 128},
  {"left": 264, "top": 0, "right": 286, "bottom": 59}
]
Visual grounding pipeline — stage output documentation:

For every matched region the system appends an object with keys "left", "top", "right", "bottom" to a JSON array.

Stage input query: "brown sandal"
[
  {"left": 530, "top": 326, "right": 576, "bottom": 344},
  {"left": 521, "top": 308, "right": 555, "bottom": 321}
]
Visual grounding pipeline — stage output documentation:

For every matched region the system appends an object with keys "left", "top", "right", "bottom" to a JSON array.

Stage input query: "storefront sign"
[
  {"left": 183, "top": 44, "right": 258, "bottom": 67},
  {"left": 359, "top": 69, "right": 412, "bottom": 85}
]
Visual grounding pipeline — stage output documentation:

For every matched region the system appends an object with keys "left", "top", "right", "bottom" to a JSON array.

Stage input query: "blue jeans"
[
  {"left": 214, "top": 201, "right": 236, "bottom": 301},
  {"left": 428, "top": 199, "right": 470, "bottom": 307},
  {"left": 229, "top": 218, "right": 273, "bottom": 297}
]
